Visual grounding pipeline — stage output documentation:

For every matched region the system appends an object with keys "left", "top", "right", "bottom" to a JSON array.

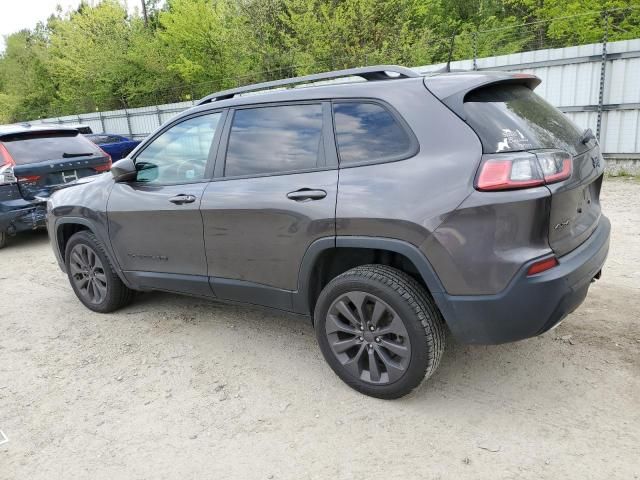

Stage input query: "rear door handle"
[
  {"left": 286, "top": 189, "right": 327, "bottom": 201},
  {"left": 169, "top": 194, "right": 197, "bottom": 205}
]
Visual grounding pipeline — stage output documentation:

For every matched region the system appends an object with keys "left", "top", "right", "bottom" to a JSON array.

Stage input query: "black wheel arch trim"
[
  {"left": 53, "top": 217, "right": 135, "bottom": 289},
  {"left": 293, "top": 236, "right": 447, "bottom": 316}
]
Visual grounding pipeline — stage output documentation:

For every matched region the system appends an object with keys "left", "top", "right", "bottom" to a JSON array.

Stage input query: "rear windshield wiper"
[
  {"left": 62, "top": 152, "right": 95, "bottom": 158},
  {"left": 580, "top": 128, "right": 596, "bottom": 145}
]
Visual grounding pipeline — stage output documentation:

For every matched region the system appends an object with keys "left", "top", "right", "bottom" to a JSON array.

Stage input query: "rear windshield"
[
  {"left": 1, "top": 132, "right": 103, "bottom": 165},
  {"left": 463, "top": 84, "right": 584, "bottom": 155}
]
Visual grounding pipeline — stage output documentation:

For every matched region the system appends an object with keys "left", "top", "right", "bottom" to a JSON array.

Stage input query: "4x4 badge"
[{"left": 591, "top": 156, "right": 600, "bottom": 169}]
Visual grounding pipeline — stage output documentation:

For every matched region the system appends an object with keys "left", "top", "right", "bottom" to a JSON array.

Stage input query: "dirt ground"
[{"left": 1, "top": 178, "right": 638, "bottom": 480}]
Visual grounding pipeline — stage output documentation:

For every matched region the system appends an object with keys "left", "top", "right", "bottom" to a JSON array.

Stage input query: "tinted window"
[
  {"left": 333, "top": 102, "right": 413, "bottom": 165},
  {"left": 135, "top": 113, "right": 221, "bottom": 184},
  {"left": 464, "top": 84, "right": 584, "bottom": 154},
  {"left": 225, "top": 104, "right": 323, "bottom": 177},
  {"left": 2, "top": 132, "right": 103, "bottom": 165}
]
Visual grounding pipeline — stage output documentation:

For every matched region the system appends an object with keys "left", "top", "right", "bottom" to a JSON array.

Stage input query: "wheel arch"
[
  {"left": 54, "top": 217, "right": 132, "bottom": 288},
  {"left": 295, "top": 236, "right": 447, "bottom": 320}
]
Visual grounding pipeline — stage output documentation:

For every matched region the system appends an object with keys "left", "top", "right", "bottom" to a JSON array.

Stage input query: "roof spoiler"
[
  {"left": 424, "top": 72, "right": 541, "bottom": 120},
  {"left": 197, "top": 65, "right": 420, "bottom": 105}
]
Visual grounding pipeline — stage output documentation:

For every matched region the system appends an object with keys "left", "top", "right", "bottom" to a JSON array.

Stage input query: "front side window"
[
  {"left": 333, "top": 102, "right": 413, "bottom": 165},
  {"left": 224, "top": 104, "right": 324, "bottom": 177},
  {"left": 135, "top": 113, "right": 221, "bottom": 184}
]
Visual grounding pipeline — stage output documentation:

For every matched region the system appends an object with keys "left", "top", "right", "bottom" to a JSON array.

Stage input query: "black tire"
[
  {"left": 314, "top": 265, "right": 445, "bottom": 399},
  {"left": 65, "top": 231, "right": 133, "bottom": 313},
  {"left": 0, "top": 231, "right": 6, "bottom": 249}
]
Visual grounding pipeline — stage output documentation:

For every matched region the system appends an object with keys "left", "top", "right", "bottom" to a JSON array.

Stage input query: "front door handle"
[
  {"left": 169, "top": 194, "right": 197, "bottom": 205},
  {"left": 286, "top": 189, "right": 327, "bottom": 201}
]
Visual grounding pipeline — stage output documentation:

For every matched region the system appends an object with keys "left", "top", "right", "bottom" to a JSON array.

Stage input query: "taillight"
[
  {"left": 536, "top": 150, "right": 572, "bottom": 183},
  {"left": 17, "top": 174, "right": 42, "bottom": 183},
  {"left": 527, "top": 256, "right": 559, "bottom": 276},
  {"left": 94, "top": 161, "right": 112, "bottom": 172},
  {"left": 476, "top": 150, "right": 572, "bottom": 192},
  {"left": 0, "top": 143, "right": 17, "bottom": 185},
  {"left": 94, "top": 147, "right": 112, "bottom": 172},
  {"left": 0, "top": 143, "right": 16, "bottom": 168},
  {"left": 0, "top": 165, "right": 17, "bottom": 185}
]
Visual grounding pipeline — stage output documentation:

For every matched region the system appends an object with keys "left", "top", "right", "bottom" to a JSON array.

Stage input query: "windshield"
[{"left": 463, "top": 84, "right": 584, "bottom": 155}]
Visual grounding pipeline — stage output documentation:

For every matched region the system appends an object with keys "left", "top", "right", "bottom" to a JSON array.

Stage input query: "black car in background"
[
  {"left": 0, "top": 125, "right": 111, "bottom": 248},
  {"left": 86, "top": 133, "right": 141, "bottom": 160}
]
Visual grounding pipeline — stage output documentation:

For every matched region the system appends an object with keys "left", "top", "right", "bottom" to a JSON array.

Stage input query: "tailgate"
[
  {"left": 1, "top": 130, "right": 110, "bottom": 200},
  {"left": 14, "top": 156, "right": 110, "bottom": 199},
  {"left": 544, "top": 145, "right": 605, "bottom": 256},
  {"left": 448, "top": 78, "right": 606, "bottom": 258}
]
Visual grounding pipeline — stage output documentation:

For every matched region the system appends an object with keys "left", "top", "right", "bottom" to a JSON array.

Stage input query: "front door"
[
  {"left": 200, "top": 102, "right": 338, "bottom": 310},
  {"left": 107, "top": 111, "right": 224, "bottom": 296}
]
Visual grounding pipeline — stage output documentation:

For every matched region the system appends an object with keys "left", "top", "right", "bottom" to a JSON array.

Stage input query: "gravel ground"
[{"left": 1, "top": 178, "right": 638, "bottom": 480}]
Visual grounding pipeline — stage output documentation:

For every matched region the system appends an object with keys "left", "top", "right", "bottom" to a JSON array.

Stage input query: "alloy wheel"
[
  {"left": 325, "top": 291, "right": 411, "bottom": 384},
  {"left": 69, "top": 243, "right": 108, "bottom": 304}
]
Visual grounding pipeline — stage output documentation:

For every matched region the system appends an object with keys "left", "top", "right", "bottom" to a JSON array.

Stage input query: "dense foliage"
[{"left": 0, "top": 0, "right": 638, "bottom": 122}]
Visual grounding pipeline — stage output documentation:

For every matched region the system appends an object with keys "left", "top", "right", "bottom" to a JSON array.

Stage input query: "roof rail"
[{"left": 197, "top": 65, "right": 419, "bottom": 105}]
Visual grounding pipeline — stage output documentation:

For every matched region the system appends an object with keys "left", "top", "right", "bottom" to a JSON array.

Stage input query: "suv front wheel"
[
  {"left": 65, "top": 231, "right": 133, "bottom": 313},
  {"left": 314, "top": 265, "right": 445, "bottom": 399}
]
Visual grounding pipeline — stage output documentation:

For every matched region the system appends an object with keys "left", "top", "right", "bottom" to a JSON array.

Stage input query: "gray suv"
[{"left": 46, "top": 66, "right": 610, "bottom": 398}]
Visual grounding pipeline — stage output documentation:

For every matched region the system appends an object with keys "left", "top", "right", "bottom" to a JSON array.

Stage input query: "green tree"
[
  {"left": 280, "top": 0, "right": 435, "bottom": 73},
  {"left": 157, "top": 0, "right": 255, "bottom": 95},
  {"left": 0, "top": 26, "right": 56, "bottom": 121}
]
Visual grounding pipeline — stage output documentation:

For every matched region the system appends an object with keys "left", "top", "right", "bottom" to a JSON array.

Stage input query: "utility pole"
[{"left": 141, "top": 0, "right": 148, "bottom": 26}]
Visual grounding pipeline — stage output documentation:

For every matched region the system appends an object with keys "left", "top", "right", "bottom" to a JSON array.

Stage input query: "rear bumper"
[
  {"left": 435, "top": 215, "right": 610, "bottom": 344},
  {"left": 0, "top": 201, "right": 47, "bottom": 234}
]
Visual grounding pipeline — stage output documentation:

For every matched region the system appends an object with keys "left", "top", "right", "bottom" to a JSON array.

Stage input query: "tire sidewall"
[
  {"left": 65, "top": 232, "right": 116, "bottom": 312},
  {"left": 314, "top": 274, "right": 430, "bottom": 398}
]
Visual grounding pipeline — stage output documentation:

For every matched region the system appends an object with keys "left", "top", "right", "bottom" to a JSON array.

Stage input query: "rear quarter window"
[
  {"left": 1, "top": 132, "right": 103, "bottom": 165},
  {"left": 332, "top": 102, "right": 415, "bottom": 165},
  {"left": 463, "top": 84, "right": 584, "bottom": 155}
]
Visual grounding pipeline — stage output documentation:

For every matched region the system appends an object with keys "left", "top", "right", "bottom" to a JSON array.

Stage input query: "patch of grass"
[{"left": 605, "top": 171, "right": 640, "bottom": 183}]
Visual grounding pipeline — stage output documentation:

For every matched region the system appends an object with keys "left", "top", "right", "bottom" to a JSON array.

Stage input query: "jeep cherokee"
[{"left": 46, "top": 66, "right": 610, "bottom": 398}]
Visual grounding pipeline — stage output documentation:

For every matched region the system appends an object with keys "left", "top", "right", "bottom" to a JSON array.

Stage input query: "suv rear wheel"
[
  {"left": 65, "top": 231, "right": 133, "bottom": 313},
  {"left": 314, "top": 265, "right": 445, "bottom": 399}
]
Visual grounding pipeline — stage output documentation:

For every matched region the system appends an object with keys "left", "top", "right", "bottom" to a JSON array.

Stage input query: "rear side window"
[
  {"left": 464, "top": 84, "right": 584, "bottom": 154},
  {"left": 1, "top": 132, "right": 103, "bottom": 165},
  {"left": 224, "top": 104, "right": 324, "bottom": 177},
  {"left": 333, "top": 102, "right": 414, "bottom": 165}
]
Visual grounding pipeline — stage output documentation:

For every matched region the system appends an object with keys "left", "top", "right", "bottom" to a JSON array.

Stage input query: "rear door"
[
  {"left": 200, "top": 102, "right": 338, "bottom": 309},
  {"left": 107, "top": 111, "right": 225, "bottom": 295},
  {"left": 1, "top": 130, "right": 110, "bottom": 200},
  {"left": 463, "top": 84, "right": 605, "bottom": 256}
]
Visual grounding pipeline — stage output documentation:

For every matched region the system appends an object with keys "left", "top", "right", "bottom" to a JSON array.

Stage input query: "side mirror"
[{"left": 111, "top": 157, "right": 137, "bottom": 182}]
